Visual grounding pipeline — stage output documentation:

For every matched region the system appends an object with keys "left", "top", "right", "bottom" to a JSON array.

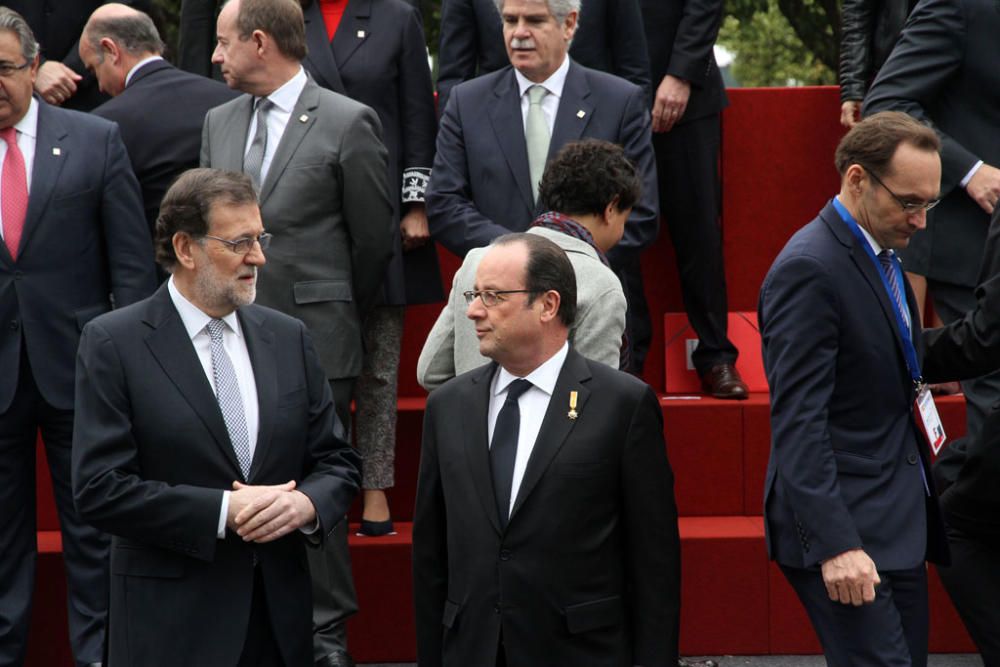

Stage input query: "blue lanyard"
[{"left": 832, "top": 198, "right": 922, "bottom": 384}]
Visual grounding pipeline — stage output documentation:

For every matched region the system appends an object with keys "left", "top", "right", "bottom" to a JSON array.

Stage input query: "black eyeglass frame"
[
  {"left": 463, "top": 289, "right": 536, "bottom": 307},
  {"left": 863, "top": 167, "right": 940, "bottom": 213},
  {"left": 201, "top": 232, "right": 273, "bottom": 255}
]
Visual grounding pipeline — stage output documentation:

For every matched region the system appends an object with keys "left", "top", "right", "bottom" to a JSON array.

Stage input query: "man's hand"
[
  {"left": 226, "top": 480, "right": 317, "bottom": 543},
  {"left": 652, "top": 75, "right": 691, "bottom": 133},
  {"left": 840, "top": 100, "right": 861, "bottom": 128},
  {"left": 821, "top": 549, "right": 880, "bottom": 606},
  {"left": 400, "top": 205, "right": 430, "bottom": 251},
  {"left": 35, "top": 61, "right": 82, "bottom": 106},
  {"left": 965, "top": 163, "right": 1000, "bottom": 214}
]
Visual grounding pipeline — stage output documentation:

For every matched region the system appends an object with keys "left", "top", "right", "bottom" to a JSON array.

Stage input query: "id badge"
[{"left": 914, "top": 385, "right": 946, "bottom": 455}]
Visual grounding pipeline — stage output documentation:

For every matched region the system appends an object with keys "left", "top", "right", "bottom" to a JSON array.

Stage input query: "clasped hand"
[{"left": 226, "top": 480, "right": 317, "bottom": 543}]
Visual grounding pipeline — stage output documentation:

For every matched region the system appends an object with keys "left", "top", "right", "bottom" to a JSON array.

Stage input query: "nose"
[
  {"left": 245, "top": 238, "right": 266, "bottom": 266},
  {"left": 908, "top": 208, "right": 928, "bottom": 230},
  {"left": 512, "top": 18, "right": 531, "bottom": 37},
  {"left": 466, "top": 295, "right": 486, "bottom": 320},
  {"left": 211, "top": 43, "right": 223, "bottom": 64}
]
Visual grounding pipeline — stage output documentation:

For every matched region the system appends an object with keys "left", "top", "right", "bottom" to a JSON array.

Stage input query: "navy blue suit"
[
  {"left": 759, "top": 201, "right": 948, "bottom": 666},
  {"left": 426, "top": 61, "right": 658, "bottom": 259},
  {"left": 0, "top": 100, "right": 157, "bottom": 665}
]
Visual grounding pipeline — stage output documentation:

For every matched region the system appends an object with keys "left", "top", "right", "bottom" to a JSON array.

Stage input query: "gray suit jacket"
[
  {"left": 416, "top": 226, "right": 627, "bottom": 391},
  {"left": 201, "top": 76, "right": 393, "bottom": 380}
]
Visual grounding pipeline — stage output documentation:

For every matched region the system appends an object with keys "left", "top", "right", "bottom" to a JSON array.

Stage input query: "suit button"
[
  {"left": 499, "top": 549, "right": 512, "bottom": 561},
  {"left": 9, "top": 319, "right": 18, "bottom": 331},
  {"left": 494, "top": 604, "right": 501, "bottom": 614},
  {"left": 13, "top": 271, "right": 21, "bottom": 280},
  {"left": 907, "top": 454, "right": 918, "bottom": 465}
]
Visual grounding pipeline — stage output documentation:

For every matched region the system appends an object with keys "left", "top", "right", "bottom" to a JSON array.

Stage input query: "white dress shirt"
[
  {"left": 514, "top": 56, "right": 570, "bottom": 136},
  {"left": 488, "top": 342, "right": 569, "bottom": 517},
  {"left": 167, "top": 277, "right": 260, "bottom": 538},
  {"left": 244, "top": 67, "right": 308, "bottom": 185},
  {"left": 0, "top": 97, "right": 38, "bottom": 240}
]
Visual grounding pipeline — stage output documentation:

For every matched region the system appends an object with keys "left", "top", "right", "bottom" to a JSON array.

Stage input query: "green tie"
[{"left": 525, "top": 85, "right": 550, "bottom": 204}]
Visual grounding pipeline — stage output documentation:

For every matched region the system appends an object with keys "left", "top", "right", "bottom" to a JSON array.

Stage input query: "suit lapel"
[
  {"left": 239, "top": 307, "right": 277, "bottom": 482},
  {"left": 142, "top": 286, "right": 244, "bottom": 477},
  {"left": 508, "top": 349, "right": 592, "bottom": 524},
  {"left": 464, "top": 363, "right": 503, "bottom": 535},
  {"left": 302, "top": 0, "right": 347, "bottom": 94},
  {"left": 17, "top": 100, "right": 69, "bottom": 260},
  {"left": 258, "top": 80, "right": 320, "bottom": 204},
  {"left": 489, "top": 70, "right": 534, "bottom": 212},
  {"left": 548, "top": 62, "right": 594, "bottom": 161},
  {"left": 215, "top": 96, "right": 255, "bottom": 172},
  {"left": 331, "top": 0, "right": 373, "bottom": 70}
]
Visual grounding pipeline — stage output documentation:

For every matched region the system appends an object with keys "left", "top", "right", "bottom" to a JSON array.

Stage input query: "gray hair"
[
  {"left": 0, "top": 7, "right": 39, "bottom": 62},
  {"left": 492, "top": 0, "right": 581, "bottom": 23},
  {"left": 86, "top": 12, "right": 165, "bottom": 59}
]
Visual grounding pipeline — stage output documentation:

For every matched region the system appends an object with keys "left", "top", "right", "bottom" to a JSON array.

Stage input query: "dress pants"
[
  {"left": 0, "top": 347, "right": 108, "bottom": 666},
  {"left": 653, "top": 113, "right": 737, "bottom": 374},
  {"left": 781, "top": 563, "right": 928, "bottom": 667},
  {"left": 308, "top": 378, "right": 359, "bottom": 660},
  {"left": 238, "top": 566, "right": 284, "bottom": 667},
  {"left": 936, "top": 526, "right": 1000, "bottom": 666}
]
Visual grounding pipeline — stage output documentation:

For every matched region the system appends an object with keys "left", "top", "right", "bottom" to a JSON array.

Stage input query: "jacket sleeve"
[
  {"left": 609, "top": 84, "right": 660, "bottom": 255},
  {"left": 839, "top": 0, "right": 877, "bottom": 102},
  {"left": 606, "top": 0, "right": 652, "bottom": 100},
  {"left": 667, "top": 0, "right": 724, "bottom": 89},
  {"left": 436, "top": 0, "right": 480, "bottom": 118},
  {"left": 398, "top": 4, "right": 438, "bottom": 205}
]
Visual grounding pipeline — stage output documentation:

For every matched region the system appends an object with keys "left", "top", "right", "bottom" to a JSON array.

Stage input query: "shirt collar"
[
  {"left": 167, "top": 276, "right": 243, "bottom": 341},
  {"left": 14, "top": 97, "right": 38, "bottom": 140},
  {"left": 494, "top": 341, "right": 569, "bottom": 398},
  {"left": 125, "top": 55, "right": 165, "bottom": 87},
  {"left": 833, "top": 194, "right": 887, "bottom": 256},
  {"left": 514, "top": 55, "right": 570, "bottom": 100},
  {"left": 263, "top": 66, "right": 308, "bottom": 113}
]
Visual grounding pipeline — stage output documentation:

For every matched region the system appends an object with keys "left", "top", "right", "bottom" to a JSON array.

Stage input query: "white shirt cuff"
[
  {"left": 218, "top": 490, "right": 230, "bottom": 539},
  {"left": 961, "top": 160, "right": 984, "bottom": 188}
]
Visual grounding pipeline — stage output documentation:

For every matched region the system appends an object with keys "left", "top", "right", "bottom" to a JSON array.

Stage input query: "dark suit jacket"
[
  {"left": 922, "top": 206, "right": 1000, "bottom": 543},
  {"left": 759, "top": 201, "right": 948, "bottom": 570},
  {"left": 72, "top": 285, "right": 361, "bottom": 665},
  {"left": 202, "top": 77, "right": 394, "bottom": 381},
  {"left": 838, "top": 0, "right": 916, "bottom": 102},
  {"left": 436, "top": 0, "right": 651, "bottom": 114},
  {"left": 92, "top": 59, "right": 238, "bottom": 238},
  {"left": 302, "top": 0, "right": 442, "bottom": 305},
  {"left": 0, "top": 100, "right": 156, "bottom": 413},
  {"left": 426, "top": 61, "right": 658, "bottom": 259},
  {"left": 863, "top": 0, "right": 1000, "bottom": 287},
  {"left": 639, "top": 0, "right": 728, "bottom": 124},
  {"left": 413, "top": 348, "right": 680, "bottom": 667}
]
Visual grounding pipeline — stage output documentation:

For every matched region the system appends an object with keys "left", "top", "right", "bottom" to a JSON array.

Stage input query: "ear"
[
  {"left": 100, "top": 37, "right": 121, "bottom": 64},
  {"left": 563, "top": 10, "right": 578, "bottom": 39},
  {"left": 603, "top": 196, "right": 621, "bottom": 223},
  {"left": 172, "top": 232, "right": 199, "bottom": 271},
  {"left": 845, "top": 163, "right": 867, "bottom": 194},
  {"left": 252, "top": 29, "right": 267, "bottom": 56},
  {"left": 536, "top": 289, "right": 562, "bottom": 324}
]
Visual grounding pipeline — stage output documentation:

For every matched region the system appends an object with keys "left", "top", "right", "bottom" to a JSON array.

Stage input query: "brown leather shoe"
[{"left": 700, "top": 363, "right": 749, "bottom": 400}]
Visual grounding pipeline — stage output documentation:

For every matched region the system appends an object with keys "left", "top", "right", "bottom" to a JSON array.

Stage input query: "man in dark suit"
[
  {"left": 81, "top": 3, "right": 238, "bottom": 243},
  {"left": 426, "top": 0, "right": 658, "bottom": 278},
  {"left": 639, "top": 0, "right": 745, "bottom": 395},
  {"left": 436, "top": 0, "right": 650, "bottom": 114},
  {"left": 72, "top": 168, "right": 362, "bottom": 666},
  {"left": 0, "top": 8, "right": 157, "bottom": 666},
  {"left": 759, "top": 112, "right": 949, "bottom": 666},
  {"left": 413, "top": 232, "right": 680, "bottom": 667},
  {"left": 201, "top": 1, "right": 393, "bottom": 664},
  {"left": 863, "top": 0, "right": 1000, "bottom": 440}
]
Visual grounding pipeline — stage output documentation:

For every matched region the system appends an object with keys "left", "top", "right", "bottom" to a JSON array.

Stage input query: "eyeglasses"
[
  {"left": 202, "top": 232, "right": 272, "bottom": 254},
  {"left": 0, "top": 61, "right": 31, "bottom": 78},
  {"left": 864, "top": 167, "right": 940, "bottom": 213},
  {"left": 463, "top": 289, "right": 534, "bottom": 307}
]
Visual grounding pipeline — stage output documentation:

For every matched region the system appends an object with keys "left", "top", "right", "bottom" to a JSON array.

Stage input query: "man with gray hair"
[
  {"left": 0, "top": 6, "right": 157, "bottom": 666},
  {"left": 81, "top": 3, "right": 237, "bottom": 244}
]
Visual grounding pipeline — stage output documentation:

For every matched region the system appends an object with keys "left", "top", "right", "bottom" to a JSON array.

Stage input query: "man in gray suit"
[{"left": 201, "top": 1, "right": 393, "bottom": 665}]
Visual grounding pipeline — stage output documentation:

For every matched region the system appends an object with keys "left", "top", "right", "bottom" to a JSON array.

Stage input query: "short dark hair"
[
  {"left": 492, "top": 233, "right": 577, "bottom": 328},
  {"left": 235, "top": 0, "right": 307, "bottom": 61},
  {"left": 0, "top": 7, "right": 39, "bottom": 61},
  {"left": 85, "top": 12, "right": 164, "bottom": 57},
  {"left": 155, "top": 169, "right": 258, "bottom": 269},
  {"left": 538, "top": 139, "right": 641, "bottom": 216},
  {"left": 835, "top": 111, "right": 940, "bottom": 178}
]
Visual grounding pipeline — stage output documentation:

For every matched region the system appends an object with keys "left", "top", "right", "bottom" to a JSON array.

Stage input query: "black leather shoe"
[
  {"left": 316, "top": 649, "right": 355, "bottom": 667},
  {"left": 356, "top": 518, "right": 395, "bottom": 537},
  {"left": 700, "top": 363, "right": 749, "bottom": 400}
]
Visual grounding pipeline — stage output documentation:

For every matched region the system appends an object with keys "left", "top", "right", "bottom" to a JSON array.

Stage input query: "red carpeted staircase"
[{"left": 26, "top": 87, "right": 976, "bottom": 664}]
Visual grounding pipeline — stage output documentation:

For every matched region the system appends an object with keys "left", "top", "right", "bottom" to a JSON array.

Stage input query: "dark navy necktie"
[{"left": 490, "top": 379, "right": 533, "bottom": 528}]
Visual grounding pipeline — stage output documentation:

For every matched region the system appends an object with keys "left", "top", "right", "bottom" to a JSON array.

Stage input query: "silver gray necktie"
[
  {"left": 243, "top": 97, "right": 273, "bottom": 192},
  {"left": 206, "top": 319, "right": 252, "bottom": 479},
  {"left": 525, "top": 85, "right": 550, "bottom": 204}
]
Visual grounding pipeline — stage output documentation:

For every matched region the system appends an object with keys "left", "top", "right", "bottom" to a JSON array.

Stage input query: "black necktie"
[{"left": 490, "top": 379, "right": 533, "bottom": 528}]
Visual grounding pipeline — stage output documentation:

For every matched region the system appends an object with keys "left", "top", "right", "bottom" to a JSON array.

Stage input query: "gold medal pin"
[{"left": 567, "top": 391, "right": 578, "bottom": 420}]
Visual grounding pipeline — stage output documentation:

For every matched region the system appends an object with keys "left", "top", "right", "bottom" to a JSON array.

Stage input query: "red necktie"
[{"left": 2, "top": 126, "right": 28, "bottom": 260}]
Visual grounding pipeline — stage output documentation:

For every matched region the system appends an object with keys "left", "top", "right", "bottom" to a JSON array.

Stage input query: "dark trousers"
[
  {"left": 0, "top": 348, "right": 108, "bottom": 666},
  {"left": 936, "top": 527, "right": 1000, "bottom": 666},
  {"left": 610, "top": 251, "right": 652, "bottom": 374},
  {"left": 781, "top": 563, "right": 928, "bottom": 667},
  {"left": 308, "top": 378, "right": 359, "bottom": 660},
  {"left": 238, "top": 566, "right": 284, "bottom": 666},
  {"left": 653, "top": 113, "right": 737, "bottom": 374}
]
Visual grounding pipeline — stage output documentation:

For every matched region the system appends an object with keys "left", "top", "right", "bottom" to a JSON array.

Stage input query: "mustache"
[{"left": 510, "top": 37, "right": 536, "bottom": 49}]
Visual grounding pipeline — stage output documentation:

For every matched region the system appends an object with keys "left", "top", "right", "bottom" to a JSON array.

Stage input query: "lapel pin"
[
  {"left": 576, "top": 110, "right": 586, "bottom": 119},
  {"left": 52, "top": 147, "right": 61, "bottom": 156},
  {"left": 357, "top": 29, "right": 366, "bottom": 38},
  {"left": 567, "top": 391, "right": 578, "bottom": 420},
  {"left": 299, "top": 114, "right": 309, "bottom": 123}
]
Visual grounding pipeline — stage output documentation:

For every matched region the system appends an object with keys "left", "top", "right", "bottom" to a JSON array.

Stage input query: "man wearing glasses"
[
  {"left": 72, "top": 168, "right": 361, "bottom": 666},
  {"left": 759, "top": 112, "right": 949, "bottom": 667}
]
